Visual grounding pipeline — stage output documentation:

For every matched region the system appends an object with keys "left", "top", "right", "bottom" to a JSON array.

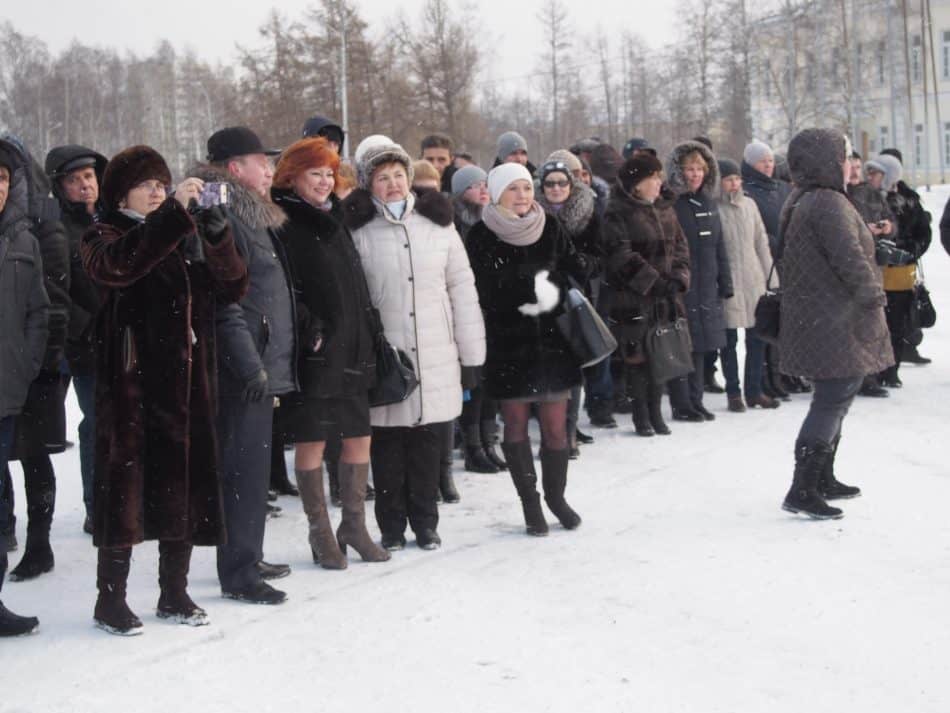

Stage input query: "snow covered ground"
[{"left": 3, "top": 187, "right": 950, "bottom": 713}]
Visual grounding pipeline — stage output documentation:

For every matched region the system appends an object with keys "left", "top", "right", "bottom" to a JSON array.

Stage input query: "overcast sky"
[{"left": 7, "top": 0, "right": 678, "bottom": 85}]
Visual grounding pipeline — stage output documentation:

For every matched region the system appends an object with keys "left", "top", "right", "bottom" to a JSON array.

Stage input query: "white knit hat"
[
  {"left": 743, "top": 139, "right": 773, "bottom": 166},
  {"left": 487, "top": 163, "right": 533, "bottom": 204},
  {"left": 353, "top": 134, "right": 392, "bottom": 165}
]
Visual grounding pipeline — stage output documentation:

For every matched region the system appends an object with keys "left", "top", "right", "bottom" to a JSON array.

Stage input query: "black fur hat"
[
  {"left": 101, "top": 145, "right": 172, "bottom": 210},
  {"left": 618, "top": 153, "right": 663, "bottom": 193}
]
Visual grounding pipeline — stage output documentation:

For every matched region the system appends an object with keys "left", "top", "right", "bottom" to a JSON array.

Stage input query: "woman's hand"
[{"left": 174, "top": 177, "right": 204, "bottom": 210}]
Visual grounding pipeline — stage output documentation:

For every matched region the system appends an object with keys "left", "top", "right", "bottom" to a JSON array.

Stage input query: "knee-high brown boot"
[
  {"left": 157, "top": 541, "right": 208, "bottom": 626},
  {"left": 296, "top": 468, "right": 347, "bottom": 569},
  {"left": 336, "top": 463, "right": 391, "bottom": 562}
]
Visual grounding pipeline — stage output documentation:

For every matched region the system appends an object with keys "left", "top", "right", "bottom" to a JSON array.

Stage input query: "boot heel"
[{"left": 336, "top": 537, "right": 347, "bottom": 556}]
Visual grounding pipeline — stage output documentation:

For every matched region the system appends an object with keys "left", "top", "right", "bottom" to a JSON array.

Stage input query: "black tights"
[{"left": 499, "top": 399, "right": 569, "bottom": 451}]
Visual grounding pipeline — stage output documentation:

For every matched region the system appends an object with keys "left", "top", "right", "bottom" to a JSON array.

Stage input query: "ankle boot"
[
  {"left": 501, "top": 442, "right": 548, "bottom": 536},
  {"left": 94, "top": 547, "right": 142, "bottom": 635},
  {"left": 336, "top": 463, "right": 390, "bottom": 562},
  {"left": 647, "top": 382, "right": 671, "bottom": 435},
  {"left": 540, "top": 448, "right": 581, "bottom": 530},
  {"left": 0, "top": 552, "right": 38, "bottom": 637},
  {"left": 628, "top": 365, "right": 654, "bottom": 436},
  {"left": 296, "top": 468, "right": 346, "bottom": 569},
  {"left": 157, "top": 541, "right": 208, "bottom": 626},
  {"left": 462, "top": 424, "right": 498, "bottom": 473},
  {"left": 481, "top": 420, "right": 507, "bottom": 470},
  {"left": 10, "top": 459, "right": 55, "bottom": 581},
  {"left": 782, "top": 441, "right": 843, "bottom": 519},
  {"left": 439, "top": 466, "right": 461, "bottom": 504},
  {"left": 818, "top": 437, "right": 861, "bottom": 500}
]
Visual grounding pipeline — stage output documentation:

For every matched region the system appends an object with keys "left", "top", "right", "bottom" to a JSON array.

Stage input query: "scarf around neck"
[{"left": 482, "top": 201, "right": 546, "bottom": 247}]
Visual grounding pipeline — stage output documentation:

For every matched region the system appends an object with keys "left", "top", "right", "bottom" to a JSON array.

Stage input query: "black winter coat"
[
  {"left": 537, "top": 178, "right": 603, "bottom": 298},
  {"left": 272, "top": 190, "right": 377, "bottom": 399},
  {"left": 602, "top": 186, "right": 690, "bottom": 360},
  {"left": 46, "top": 144, "right": 108, "bottom": 373},
  {"left": 886, "top": 181, "right": 932, "bottom": 261},
  {"left": 741, "top": 160, "right": 792, "bottom": 256},
  {"left": 467, "top": 214, "right": 584, "bottom": 400}
]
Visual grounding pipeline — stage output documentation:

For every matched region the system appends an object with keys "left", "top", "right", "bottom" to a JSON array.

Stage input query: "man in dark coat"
[
  {"left": 0, "top": 142, "right": 48, "bottom": 635},
  {"left": 0, "top": 135, "right": 69, "bottom": 583},
  {"left": 46, "top": 144, "right": 108, "bottom": 531},
  {"left": 190, "top": 127, "right": 296, "bottom": 604}
]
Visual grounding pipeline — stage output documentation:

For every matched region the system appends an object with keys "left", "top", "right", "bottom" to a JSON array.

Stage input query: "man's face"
[
  {"left": 228, "top": 154, "right": 274, "bottom": 197},
  {"left": 0, "top": 166, "right": 9, "bottom": 214},
  {"left": 61, "top": 166, "right": 99, "bottom": 210},
  {"left": 848, "top": 158, "right": 863, "bottom": 186},
  {"left": 504, "top": 149, "right": 529, "bottom": 166},
  {"left": 422, "top": 147, "right": 452, "bottom": 176}
]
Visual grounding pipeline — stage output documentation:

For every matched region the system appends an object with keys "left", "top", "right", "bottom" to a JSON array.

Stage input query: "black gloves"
[
  {"left": 197, "top": 205, "right": 230, "bottom": 245},
  {"left": 461, "top": 365, "right": 482, "bottom": 390},
  {"left": 242, "top": 369, "right": 269, "bottom": 403}
]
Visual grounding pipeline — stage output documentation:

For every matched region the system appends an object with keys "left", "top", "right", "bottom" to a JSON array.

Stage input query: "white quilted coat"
[
  {"left": 719, "top": 190, "right": 776, "bottom": 329},
  {"left": 350, "top": 194, "right": 486, "bottom": 427}
]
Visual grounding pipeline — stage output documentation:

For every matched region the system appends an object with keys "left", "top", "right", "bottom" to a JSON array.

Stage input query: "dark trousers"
[
  {"left": 583, "top": 358, "right": 613, "bottom": 411},
  {"left": 687, "top": 352, "right": 709, "bottom": 406},
  {"left": 0, "top": 416, "right": 14, "bottom": 584},
  {"left": 459, "top": 386, "right": 497, "bottom": 430},
  {"left": 721, "top": 328, "right": 767, "bottom": 398},
  {"left": 884, "top": 290, "right": 914, "bottom": 374},
  {"left": 371, "top": 421, "right": 449, "bottom": 537},
  {"left": 566, "top": 385, "right": 582, "bottom": 437},
  {"left": 72, "top": 369, "right": 96, "bottom": 517},
  {"left": 216, "top": 396, "right": 274, "bottom": 590},
  {"left": 796, "top": 377, "right": 863, "bottom": 446}
]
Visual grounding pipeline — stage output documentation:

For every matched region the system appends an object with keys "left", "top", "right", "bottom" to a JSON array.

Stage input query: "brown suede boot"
[
  {"left": 296, "top": 468, "right": 347, "bottom": 570},
  {"left": 336, "top": 463, "right": 391, "bottom": 562},
  {"left": 156, "top": 541, "right": 208, "bottom": 626},
  {"left": 94, "top": 547, "right": 142, "bottom": 636}
]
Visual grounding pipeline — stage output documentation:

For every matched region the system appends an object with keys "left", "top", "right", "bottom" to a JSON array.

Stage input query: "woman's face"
[
  {"left": 123, "top": 179, "right": 166, "bottom": 216},
  {"left": 371, "top": 162, "right": 410, "bottom": 203},
  {"left": 682, "top": 160, "right": 706, "bottom": 193},
  {"left": 634, "top": 173, "right": 662, "bottom": 203},
  {"left": 497, "top": 179, "right": 534, "bottom": 216},
  {"left": 542, "top": 171, "right": 571, "bottom": 205},
  {"left": 721, "top": 175, "right": 742, "bottom": 194},
  {"left": 292, "top": 165, "right": 335, "bottom": 207},
  {"left": 463, "top": 180, "right": 490, "bottom": 206}
]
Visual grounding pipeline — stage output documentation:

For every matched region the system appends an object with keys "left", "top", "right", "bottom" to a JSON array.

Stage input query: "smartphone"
[{"left": 197, "top": 182, "right": 229, "bottom": 209}]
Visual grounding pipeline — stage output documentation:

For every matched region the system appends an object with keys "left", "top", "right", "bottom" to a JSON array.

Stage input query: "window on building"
[
  {"left": 878, "top": 40, "right": 887, "bottom": 85},
  {"left": 943, "top": 31, "right": 950, "bottom": 79},
  {"left": 912, "top": 35, "right": 922, "bottom": 83},
  {"left": 880, "top": 125, "right": 889, "bottom": 151},
  {"left": 944, "top": 123, "right": 950, "bottom": 166},
  {"left": 915, "top": 124, "right": 923, "bottom": 167}
]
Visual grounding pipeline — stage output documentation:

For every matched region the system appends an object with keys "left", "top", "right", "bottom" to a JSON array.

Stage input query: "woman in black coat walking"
[
  {"left": 666, "top": 141, "right": 733, "bottom": 422},
  {"left": 271, "top": 137, "right": 390, "bottom": 568},
  {"left": 467, "top": 163, "right": 586, "bottom": 536}
]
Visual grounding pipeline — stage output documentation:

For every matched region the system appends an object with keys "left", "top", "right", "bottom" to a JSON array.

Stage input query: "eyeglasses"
[{"left": 543, "top": 179, "right": 570, "bottom": 188}]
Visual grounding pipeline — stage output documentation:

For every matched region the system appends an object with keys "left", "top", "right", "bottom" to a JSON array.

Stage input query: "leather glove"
[
  {"left": 242, "top": 369, "right": 269, "bottom": 403},
  {"left": 460, "top": 365, "right": 482, "bottom": 390},
  {"left": 197, "top": 205, "right": 230, "bottom": 244}
]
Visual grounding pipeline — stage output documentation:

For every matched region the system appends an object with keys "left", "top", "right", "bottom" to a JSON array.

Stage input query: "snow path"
[{"left": 3, "top": 188, "right": 950, "bottom": 713}]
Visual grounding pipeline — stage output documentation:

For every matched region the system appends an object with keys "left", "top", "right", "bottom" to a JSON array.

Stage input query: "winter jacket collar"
[
  {"left": 188, "top": 163, "right": 287, "bottom": 231},
  {"left": 342, "top": 188, "right": 454, "bottom": 232},
  {"left": 537, "top": 178, "right": 595, "bottom": 238}
]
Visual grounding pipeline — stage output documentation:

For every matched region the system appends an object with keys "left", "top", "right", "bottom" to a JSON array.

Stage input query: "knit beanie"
[
  {"left": 743, "top": 139, "right": 773, "bottom": 166},
  {"left": 545, "top": 150, "right": 582, "bottom": 173},
  {"left": 487, "top": 163, "right": 533, "bottom": 204},
  {"left": 101, "top": 145, "right": 172, "bottom": 210},
  {"left": 621, "top": 137, "right": 656, "bottom": 159},
  {"left": 451, "top": 165, "right": 487, "bottom": 197},
  {"left": 496, "top": 131, "right": 528, "bottom": 162},
  {"left": 718, "top": 159, "right": 740, "bottom": 179},
  {"left": 618, "top": 153, "right": 663, "bottom": 194},
  {"left": 0, "top": 144, "right": 16, "bottom": 175},
  {"left": 357, "top": 142, "right": 413, "bottom": 190},
  {"left": 353, "top": 134, "right": 392, "bottom": 165}
]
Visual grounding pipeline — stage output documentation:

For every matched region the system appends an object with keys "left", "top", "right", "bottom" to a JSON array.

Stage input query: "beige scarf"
[{"left": 482, "top": 201, "right": 546, "bottom": 246}]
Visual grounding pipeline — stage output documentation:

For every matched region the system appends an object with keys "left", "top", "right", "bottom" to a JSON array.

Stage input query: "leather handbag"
[
  {"left": 644, "top": 302, "right": 694, "bottom": 384},
  {"left": 555, "top": 284, "right": 618, "bottom": 368},
  {"left": 753, "top": 261, "right": 781, "bottom": 345},
  {"left": 914, "top": 263, "right": 936, "bottom": 329},
  {"left": 368, "top": 335, "right": 419, "bottom": 407}
]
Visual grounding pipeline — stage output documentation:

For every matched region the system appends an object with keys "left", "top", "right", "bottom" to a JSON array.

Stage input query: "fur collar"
[
  {"left": 342, "top": 188, "right": 454, "bottom": 232},
  {"left": 666, "top": 140, "right": 720, "bottom": 198},
  {"left": 537, "top": 180, "right": 595, "bottom": 237},
  {"left": 271, "top": 187, "right": 342, "bottom": 234},
  {"left": 188, "top": 163, "right": 286, "bottom": 231}
]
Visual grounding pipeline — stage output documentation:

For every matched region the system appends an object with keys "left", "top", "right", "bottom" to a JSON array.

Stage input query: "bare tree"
[{"left": 537, "top": 0, "right": 571, "bottom": 149}]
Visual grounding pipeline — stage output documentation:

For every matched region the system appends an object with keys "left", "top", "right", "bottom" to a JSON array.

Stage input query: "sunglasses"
[{"left": 543, "top": 179, "right": 570, "bottom": 188}]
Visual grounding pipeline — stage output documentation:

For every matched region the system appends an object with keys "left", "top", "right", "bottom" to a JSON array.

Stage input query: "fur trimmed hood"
[
  {"left": 341, "top": 188, "right": 454, "bottom": 233},
  {"left": 188, "top": 163, "right": 287, "bottom": 230},
  {"left": 537, "top": 178, "right": 596, "bottom": 238},
  {"left": 666, "top": 140, "right": 720, "bottom": 198}
]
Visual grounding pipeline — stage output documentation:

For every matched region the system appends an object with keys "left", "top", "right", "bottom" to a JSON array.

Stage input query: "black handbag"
[
  {"left": 644, "top": 303, "right": 694, "bottom": 384},
  {"left": 555, "top": 285, "right": 618, "bottom": 368},
  {"left": 914, "top": 264, "right": 936, "bottom": 329},
  {"left": 753, "top": 261, "right": 782, "bottom": 345},
  {"left": 368, "top": 336, "right": 419, "bottom": 407}
]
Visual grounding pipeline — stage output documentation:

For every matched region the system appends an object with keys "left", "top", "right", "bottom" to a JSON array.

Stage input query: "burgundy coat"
[{"left": 82, "top": 199, "right": 248, "bottom": 548}]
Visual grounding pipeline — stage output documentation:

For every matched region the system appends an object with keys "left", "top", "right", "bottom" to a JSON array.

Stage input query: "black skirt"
[{"left": 279, "top": 392, "right": 371, "bottom": 443}]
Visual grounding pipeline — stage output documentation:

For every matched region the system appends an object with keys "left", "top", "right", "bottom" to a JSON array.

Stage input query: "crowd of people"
[{"left": 0, "top": 115, "right": 937, "bottom": 637}]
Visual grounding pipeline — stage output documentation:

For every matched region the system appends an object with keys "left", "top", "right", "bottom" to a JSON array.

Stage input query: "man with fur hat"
[
  {"left": 46, "top": 144, "right": 108, "bottom": 532},
  {"left": 0, "top": 140, "right": 49, "bottom": 636},
  {"left": 189, "top": 127, "right": 295, "bottom": 604}
]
